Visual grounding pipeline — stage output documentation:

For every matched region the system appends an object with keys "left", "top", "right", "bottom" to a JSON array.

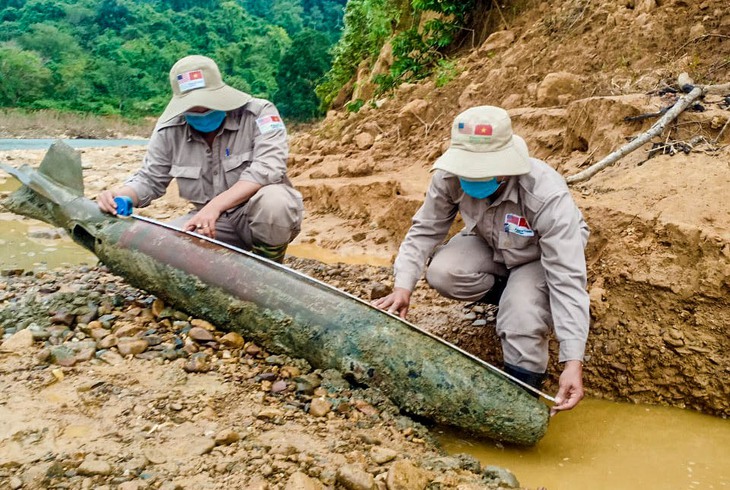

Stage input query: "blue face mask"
[
  {"left": 184, "top": 110, "right": 226, "bottom": 133},
  {"left": 459, "top": 178, "right": 502, "bottom": 199}
]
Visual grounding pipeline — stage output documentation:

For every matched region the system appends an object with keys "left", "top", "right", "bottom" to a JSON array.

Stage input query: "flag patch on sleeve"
[
  {"left": 504, "top": 213, "right": 534, "bottom": 237},
  {"left": 256, "top": 115, "right": 285, "bottom": 134},
  {"left": 176, "top": 70, "right": 205, "bottom": 92}
]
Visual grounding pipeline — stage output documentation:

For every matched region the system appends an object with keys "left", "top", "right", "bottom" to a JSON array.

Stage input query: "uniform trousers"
[
  {"left": 170, "top": 184, "right": 303, "bottom": 249},
  {"left": 425, "top": 232, "right": 552, "bottom": 374}
]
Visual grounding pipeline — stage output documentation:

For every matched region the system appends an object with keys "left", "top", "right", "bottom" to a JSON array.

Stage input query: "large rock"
[
  {"left": 536, "top": 72, "right": 583, "bottom": 107},
  {"left": 397, "top": 99, "right": 431, "bottom": 136},
  {"left": 354, "top": 132, "right": 375, "bottom": 150},
  {"left": 285, "top": 472, "right": 324, "bottom": 490},
  {"left": 385, "top": 460, "right": 431, "bottom": 490},
  {"left": 478, "top": 30, "right": 515, "bottom": 54},
  {"left": 336, "top": 464, "right": 374, "bottom": 490},
  {"left": 0, "top": 329, "right": 34, "bottom": 352}
]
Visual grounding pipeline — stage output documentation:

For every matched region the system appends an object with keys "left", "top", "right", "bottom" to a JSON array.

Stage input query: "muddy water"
[
  {"left": 288, "top": 243, "right": 392, "bottom": 267},
  {"left": 438, "top": 398, "right": 730, "bottom": 490},
  {"left": 0, "top": 178, "right": 96, "bottom": 270}
]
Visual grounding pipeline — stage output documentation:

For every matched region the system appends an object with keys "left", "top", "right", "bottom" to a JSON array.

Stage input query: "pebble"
[
  {"left": 285, "top": 472, "right": 324, "bottom": 490},
  {"left": 271, "top": 380, "right": 288, "bottom": 393},
  {"left": 190, "top": 319, "right": 215, "bottom": 330},
  {"left": 245, "top": 343, "right": 262, "bottom": 356},
  {"left": 310, "top": 398, "right": 332, "bottom": 417},
  {"left": 184, "top": 352, "right": 210, "bottom": 372},
  {"left": 188, "top": 326, "right": 214, "bottom": 342},
  {"left": 336, "top": 464, "right": 374, "bottom": 490},
  {"left": 77, "top": 456, "right": 112, "bottom": 476},
  {"left": 214, "top": 429, "right": 241, "bottom": 446},
  {"left": 97, "top": 350, "right": 124, "bottom": 365},
  {"left": 386, "top": 460, "right": 432, "bottom": 490},
  {"left": 471, "top": 319, "right": 488, "bottom": 327},
  {"left": 117, "top": 338, "right": 149, "bottom": 356},
  {"left": 219, "top": 332, "right": 244, "bottom": 348},
  {"left": 257, "top": 408, "right": 284, "bottom": 420},
  {"left": 144, "top": 447, "right": 168, "bottom": 465},
  {"left": 50, "top": 345, "right": 77, "bottom": 367},
  {"left": 371, "top": 446, "right": 398, "bottom": 464},
  {"left": 1, "top": 328, "right": 34, "bottom": 352}
]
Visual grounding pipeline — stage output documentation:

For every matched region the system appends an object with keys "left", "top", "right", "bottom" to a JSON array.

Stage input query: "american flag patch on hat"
[{"left": 177, "top": 70, "right": 205, "bottom": 92}]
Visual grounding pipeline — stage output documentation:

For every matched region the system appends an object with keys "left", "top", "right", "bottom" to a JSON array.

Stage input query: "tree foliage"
[
  {"left": 274, "top": 29, "right": 332, "bottom": 120},
  {"left": 0, "top": 0, "right": 346, "bottom": 120},
  {"left": 318, "top": 0, "right": 481, "bottom": 108}
]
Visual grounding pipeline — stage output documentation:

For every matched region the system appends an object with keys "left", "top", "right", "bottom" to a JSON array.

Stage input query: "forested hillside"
[{"left": 0, "top": 0, "right": 345, "bottom": 119}]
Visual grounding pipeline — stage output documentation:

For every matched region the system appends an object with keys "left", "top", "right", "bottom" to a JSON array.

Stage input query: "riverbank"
[
  {"left": 0, "top": 264, "right": 518, "bottom": 490},
  {"left": 0, "top": 109, "right": 154, "bottom": 140}
]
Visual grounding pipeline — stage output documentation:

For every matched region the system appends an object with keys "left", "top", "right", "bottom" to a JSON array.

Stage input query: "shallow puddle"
[
  {"left": 437, "top": 398, "right": 730, "bottom": 490},
  {"left": 0, "top": 177, "right": 97, "bottom": 270},
  {"left": 288, "top": 242, "right": 392, "bottom": 267}
]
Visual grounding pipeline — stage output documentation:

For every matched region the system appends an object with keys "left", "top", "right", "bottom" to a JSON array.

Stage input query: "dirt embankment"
[{"left": 284, "top": 0, "right": 730, "bottom": 415}]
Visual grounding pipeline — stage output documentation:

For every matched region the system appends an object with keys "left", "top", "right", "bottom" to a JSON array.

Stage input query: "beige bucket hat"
[
  {"left": 158, "top": 55, "right": 252, "bottom": 122},
  {"left": 432, "top": 106, "right": 531, "bottom": 180}
]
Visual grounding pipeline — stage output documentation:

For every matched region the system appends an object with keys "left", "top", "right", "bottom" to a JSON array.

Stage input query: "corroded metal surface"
[{"left": 0, "top": 142, "right": 550, "bottom": 445}]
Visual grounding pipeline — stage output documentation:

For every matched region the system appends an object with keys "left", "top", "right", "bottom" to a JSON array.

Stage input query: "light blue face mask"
[
  {"left": 184, "top": 109, "right": 226, "bottom": 133},
  {"left": 459, "top": 178, "right": 502, "bottom": 199}
]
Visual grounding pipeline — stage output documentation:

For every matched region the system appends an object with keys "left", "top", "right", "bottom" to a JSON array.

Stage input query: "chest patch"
[
  {"left": 256, "top": 115, "right": 285, "bottom": 134},
  {"left": 504, "top": 213, "right": 534, "bottom": 237}
]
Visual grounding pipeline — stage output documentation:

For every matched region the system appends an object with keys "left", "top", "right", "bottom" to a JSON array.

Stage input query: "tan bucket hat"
[
  {"left": 432, "top": 106, "right": 531, "bottom": 179},
  {"left": 158, "top": 55, "right": 252, "bottom": 122}
]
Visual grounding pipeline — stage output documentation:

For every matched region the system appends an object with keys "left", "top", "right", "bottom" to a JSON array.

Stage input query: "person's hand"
[
  {"left": 183, "top": 205, "right": 221, "bottom": 239},
  {"left": 97, "top": 189, "right": 120, "bottom": 215},
  {"left": 550, "top": 360, "right": 584, "bottom": 416},
  {"left": 372, "top": 287, "right": 411, "bottom": 319}
]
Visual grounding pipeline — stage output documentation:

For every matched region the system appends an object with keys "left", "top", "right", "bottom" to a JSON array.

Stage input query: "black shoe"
[
  {"left": 503, "top": 363, "right": 547, "bottom": 397},
  {"left": 476, "top": 275, "right": 508, "bottom": 306}
]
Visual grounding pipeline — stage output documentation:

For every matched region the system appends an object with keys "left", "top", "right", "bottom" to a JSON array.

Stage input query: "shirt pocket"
[
  {"left": 497, "top": 230, "right": 540, "bottom": 267},
  {"left": 222, "top": 151, "right": 252, "bottom": 188},
  {"left": 170, "top": 164, "right": 204, "bottom": 204}
]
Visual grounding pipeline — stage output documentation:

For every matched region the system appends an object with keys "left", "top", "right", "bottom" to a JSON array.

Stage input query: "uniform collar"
[
  {"left": 485, "top": 176, "right": 519, "bottom": 207},
  {"left": 157, "top": 111, "right": 239, "bottom": 142}
]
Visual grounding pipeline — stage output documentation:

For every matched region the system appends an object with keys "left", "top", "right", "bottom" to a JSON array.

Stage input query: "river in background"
[
  {"left": 1, "top": 143, "right": 729, "bottom": 490},
  {"left": 0, "top": 138, "right": 148, "bottom": 151}
]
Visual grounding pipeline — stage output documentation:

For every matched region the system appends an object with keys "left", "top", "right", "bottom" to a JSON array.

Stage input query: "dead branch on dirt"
[
  {"left": 713, "top": 117, "right": 730, "bottom": 145},
  {"left": 566, "top": 85, "right": 706, "bottom": 184},
  {"left": 491, "top": 0, "right": 510, "bottom": 30},
  {"left": 675, "top": 34, "right": 730, "bottom": 55},
  {"left": 412, "top": 111, "right": 445, "bottom": 138}
]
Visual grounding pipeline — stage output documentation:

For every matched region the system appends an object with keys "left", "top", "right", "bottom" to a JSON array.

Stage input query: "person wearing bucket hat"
[
  {"left": 373, "top": 106, "right": 590, "bottom": 414},
  {"left": 97, "top": 55, "right": 303, "bottom": 263}
]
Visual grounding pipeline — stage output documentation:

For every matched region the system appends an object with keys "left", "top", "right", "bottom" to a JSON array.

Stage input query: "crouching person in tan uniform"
[
  {"left": 98, "top": 55, "right": 303, "bottom": 263},
  {"left": 373, "top": 106, "right": 590, "bottom": 414}
]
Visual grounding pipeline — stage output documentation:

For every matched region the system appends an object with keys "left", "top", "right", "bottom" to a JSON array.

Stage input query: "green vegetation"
[
  {"left": 317, "top": 0, "right": 481, "bottom": 107},
  {"left": 0, "top": 0, "right": 345, "bottom": 120}
]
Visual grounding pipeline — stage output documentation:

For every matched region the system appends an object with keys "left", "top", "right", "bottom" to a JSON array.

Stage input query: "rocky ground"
[{"left": 0, "top": 263, "right": 522, "bottom": 490}]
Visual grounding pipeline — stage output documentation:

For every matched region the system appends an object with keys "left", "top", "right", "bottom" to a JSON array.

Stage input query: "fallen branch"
[{"left": 565, "top": 85, "right": 704, "bottom": 184}]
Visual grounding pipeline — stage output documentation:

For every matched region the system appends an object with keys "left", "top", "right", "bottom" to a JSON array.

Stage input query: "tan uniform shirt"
[
  {"left": 394, "top": 159, "right": 590, "bottom": 360},
  {"left": 125, "top": 98, "right": 292, "bottom": 208}
]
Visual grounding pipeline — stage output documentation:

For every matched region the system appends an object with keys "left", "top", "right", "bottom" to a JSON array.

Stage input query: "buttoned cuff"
[
  {"left": 239, "top": 167, "right": 281, "bottom": 186},
  {"left": 558, "top": 338, "right": 586, "bottom": 363},
  {"left": 394, "top": 274, "right": 418, "bottom": 292},
  {"left": 124, "top": 180, "right": 154, "bottom": 208}
]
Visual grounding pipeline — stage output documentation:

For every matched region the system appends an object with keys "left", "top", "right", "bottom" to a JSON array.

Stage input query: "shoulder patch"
[{"left": 256, "top": 115, "right": 285, "bottom": 134}]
